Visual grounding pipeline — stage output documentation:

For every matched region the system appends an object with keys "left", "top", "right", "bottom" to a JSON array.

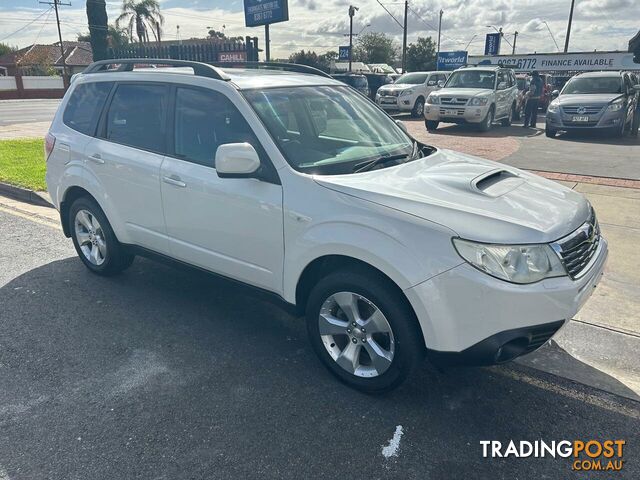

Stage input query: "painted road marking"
[{"left": 0, "top": 204, "right": 61, "bottom": 230}]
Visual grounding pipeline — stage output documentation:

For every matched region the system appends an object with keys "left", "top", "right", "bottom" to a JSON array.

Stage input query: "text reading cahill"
[{"left": 481, "top": 440, "right": 626, "bottom": 471}]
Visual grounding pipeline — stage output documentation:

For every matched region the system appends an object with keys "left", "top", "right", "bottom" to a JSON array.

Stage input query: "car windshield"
[
  {"left": 562, "top": 77, "right": 622, "bottom": 95},
  {"left": 395, "top": 73, "right": 428, "bottom": 84},
  {"left": 445, "top": 70, "right": 496, "bottom": 89},
  {"left": 243, "top": 86, "right": 418, "bottom": 175}
]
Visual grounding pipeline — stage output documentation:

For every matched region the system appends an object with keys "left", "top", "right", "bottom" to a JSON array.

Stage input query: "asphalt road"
[
  {"left": 1, "top": 207, "right": 639, "bottom": 479},
  {"left": 0, "top": 99, "right": 60, "bottom": 126}
]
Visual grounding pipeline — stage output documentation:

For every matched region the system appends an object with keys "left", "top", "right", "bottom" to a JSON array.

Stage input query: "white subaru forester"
[{"left": 46, "top": 59, "right": 607, "bottom": 392}]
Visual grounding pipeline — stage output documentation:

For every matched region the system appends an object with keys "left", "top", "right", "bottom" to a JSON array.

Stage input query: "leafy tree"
[
  {"left": 0, "top": 43, "right": 16, "bottom": 57},
  {"left": 78, "top": 25, "right": 130, "bottom": 50},
  {"left": 85, "top": 0, "right": 108, "bottom": 60},
  {"left": 289, "top": 49, "right": 336, "bottom": 72},
  {"left": 116, "top": 0, "right": 164, "bottom": 43},
  {"left": 353, "top": 32, "right": 398, "bottom": 64},
  {"left": 405, "top": 37, "right": 436, "bottom": 72},
  {"left": 208, "top": 29, "right": 243, "bottom": 42}
]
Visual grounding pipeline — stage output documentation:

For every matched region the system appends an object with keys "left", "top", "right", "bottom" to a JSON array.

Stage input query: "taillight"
[{"left": 45, "top": 132, "right": 56, "bottom": 160}]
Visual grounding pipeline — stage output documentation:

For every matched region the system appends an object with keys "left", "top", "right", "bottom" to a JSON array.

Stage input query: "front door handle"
[
  {"left": 163, "top": 175, "right": 187, "bottom": 188},
  {"left": 88, "top": 153, "right": 104, "bottom": 164}
]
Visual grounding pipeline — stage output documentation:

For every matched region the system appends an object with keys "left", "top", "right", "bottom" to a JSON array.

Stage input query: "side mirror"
[
  {"left": 437, "top": 80, "right": 445, "bottom": 88},
  {"left": 551, "top": 89, "right": 560, "bottom": 99},
  {"left": 215, "top": 143, "right": 261, "bottom": 178},
  {"left": 497, "top": 81, "right": 507, "bottom": 90},
  {"left": 395, "top": 119, "right": 408, "bottom": 133}
]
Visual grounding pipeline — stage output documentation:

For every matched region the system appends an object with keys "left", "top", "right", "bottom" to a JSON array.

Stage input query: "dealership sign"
[
  {"left": 484, "top": 33, "right": 501, "bottom": 55},
  {"left": 469, "top": 51, "right": 640, "bottom": 72},
  {"left": 437, "top": 51, "right": 468, "bottom": 70},
  {"left": 244, "top": 0, "right": 289, "bottom": 27},
  {"left": 338, "top": 46, "right": 351, "bottom": 60}
]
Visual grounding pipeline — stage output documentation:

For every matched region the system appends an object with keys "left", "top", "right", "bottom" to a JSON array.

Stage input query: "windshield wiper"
[{"left": 353, "top": 153, "right": 409, "bottom": 173}]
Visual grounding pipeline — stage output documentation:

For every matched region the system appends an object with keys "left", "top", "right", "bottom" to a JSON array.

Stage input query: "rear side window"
[
  {"left": 63, "top": 82, "right": 112, "bottom": 136},
  {"left": 105, "top": 83, "right": 169, "bottom": 153}
]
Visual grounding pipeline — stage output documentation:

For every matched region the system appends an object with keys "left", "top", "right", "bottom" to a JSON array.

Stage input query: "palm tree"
[{"left": 116, "top": 0, "right": 164, "bottom": 43}]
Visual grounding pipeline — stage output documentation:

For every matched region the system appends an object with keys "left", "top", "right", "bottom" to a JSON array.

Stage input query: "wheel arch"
[{"left": 59, "top": 186, "right": 99, "bottom": 237}]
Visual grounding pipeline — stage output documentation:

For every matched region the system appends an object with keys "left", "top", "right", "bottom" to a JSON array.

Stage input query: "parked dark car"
[
  {"left": 330, "top": 74, "right": 370, "bottom": 97},
  {"left": 545, "top": 71, "right": 640, "bottom": 137},
  {"left": 361, "top": 72, "right": 392, "bottom": 99}
]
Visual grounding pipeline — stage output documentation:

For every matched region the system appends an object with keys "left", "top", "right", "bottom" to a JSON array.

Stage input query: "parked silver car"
[{"left": 545, "top": 71, "right": 640, "bottom": 137}]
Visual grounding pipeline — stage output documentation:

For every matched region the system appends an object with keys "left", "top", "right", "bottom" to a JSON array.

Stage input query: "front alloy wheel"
[{"left": 319, "top": 292, "right": 395, "bottom": 378}]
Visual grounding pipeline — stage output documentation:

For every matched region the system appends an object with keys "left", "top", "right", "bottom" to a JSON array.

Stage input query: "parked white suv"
[
  {"left": 376, "top": 71, "right": 448, "bottom": 117},
  {"left": 46, "top": 59, "right": 607, "bottom": 392},
  {"left": 425, "top": 66, "right": 518, "bottom": 131}
]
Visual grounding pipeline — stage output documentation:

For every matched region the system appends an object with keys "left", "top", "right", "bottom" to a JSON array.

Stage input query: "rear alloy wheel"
[
  {"left": 479, "top": 106, "right": 494, "bottom": 132},
  {"left": 501, "top": 105, "right": 514, "bottom": 127},
  {"left": 69, "top": 197, "right": 134, "bottom": 276},
  {"left": 411, "top": 97, "right": 425, "bottom": 118},
  {"left": 306, "top": 269, "right": 424, "bottom": 393},
  {"left": 425, "top": 120, "right": 439, "bottom": 131}
]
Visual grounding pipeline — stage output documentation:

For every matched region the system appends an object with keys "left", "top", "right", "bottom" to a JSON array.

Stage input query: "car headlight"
[
  {"left": 608, "top": 100, "right": 624, "bottom": 111},
  {"left": 469, "top": 97, "right": 489, "bottom": 106},
  {"left": 452, "top": 238, "right": 566, "bottom": 284},
  {"left": 400, "top": 89, "right": 413, "bottom": 96},
  {"left": 547, "top": 101, "right": 559, "bottom": 113},
  {"left": 426, "top": 94, "right": 439, "bottom": 104}
]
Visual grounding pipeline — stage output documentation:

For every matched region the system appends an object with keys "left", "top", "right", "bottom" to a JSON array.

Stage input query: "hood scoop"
[{"left": 472, "top": 169, "right": 525, "bottom": 197}]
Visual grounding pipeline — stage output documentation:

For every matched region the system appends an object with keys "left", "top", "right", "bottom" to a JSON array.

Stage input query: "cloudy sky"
[{"left": 1, "top": 0, "right": 638, "bottom": 59}]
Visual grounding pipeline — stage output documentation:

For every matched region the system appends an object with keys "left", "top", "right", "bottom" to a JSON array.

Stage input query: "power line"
[{"left": 0, "top": 8, "right": 52, "bottom": 42}]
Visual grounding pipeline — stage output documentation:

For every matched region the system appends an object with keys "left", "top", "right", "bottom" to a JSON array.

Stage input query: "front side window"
[
  {"left": 562, "top": 77, "right": 623, "bottom": 95},
  {"left": 244, "top": 86, "right": 419, "bottom": 175},
  {"left": 445, "top": 70, "right": 496, "bottom": 89},
  {"left": 63, "top": 81, "right": 113, "bottom": 136},
  {"left": 106, "top": 83, "right": 169, "bottom": 153},
  {"left": 174, "top": 87, "right": 261, "bottom": 167}
]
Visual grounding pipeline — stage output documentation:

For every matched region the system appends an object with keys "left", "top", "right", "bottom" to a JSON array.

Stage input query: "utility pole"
[
  {"left": 265, "top": 24, "right": 270, "bottom": 61},
  {"left": 402, "top": 0, "right": 408, "bottom": 73},
  {"left": 40, "top": 0, "right": 70, "bottom": 83},
  {"left": 436, "top": 9, "right": 443, "bottom": 71},
  {"left": 512, "top": 30, "right": 518, "bottom": 54},
  {"left": 348, "top": 5, "right": 358, "bottom": 72},
  {"left": 564, "top": 0, "right": 576, "bottom": 52}
]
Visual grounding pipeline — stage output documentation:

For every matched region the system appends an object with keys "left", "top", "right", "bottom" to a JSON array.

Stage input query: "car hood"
[
  {"left": 313, "top": 149, "right": 589, "bottom": 244},
  {"left": 433, "top": 88, "right": 492, "bottom": 98},
  {"left": 558, "top": 93, "right": 622, "bottom": 105},
  {"left": 380, "top": 84, "right": 418, "bottom": 91}
]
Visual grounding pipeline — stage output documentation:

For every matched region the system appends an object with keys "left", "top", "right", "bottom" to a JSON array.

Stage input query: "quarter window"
[
  {"left": 105, "top": 83, "right": 169, "bottom": 153},
  {"left": 174, "top": 87, "right": 261, "bottom": 167},
  {"left": 63, "top": 82, "right": 112, "bottom": 136}
]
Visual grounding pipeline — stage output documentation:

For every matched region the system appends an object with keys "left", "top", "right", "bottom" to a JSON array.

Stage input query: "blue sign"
[
  {"left": 484, "top": 32, "right": 501, "bottom": 55},
  {"left": 338, "top": 46, "right": 351, "bottom": 60},
  {"left": 244, "top": 0, "right": 289, "bottom": 27},
  {"left": 437, "top": 51, "right": 468, "bottom": 70}
]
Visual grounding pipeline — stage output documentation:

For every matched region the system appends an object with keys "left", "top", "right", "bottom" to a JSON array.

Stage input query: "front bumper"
[
  {"left": 376, "top": 95, "right": 414, "bottom": 112},
  {"left": 405, "top": 237, "right": 608, "bottom": 363},
  {"left": 424, "top": 103, "right": 488, "bottom": 124},
  {"left": 546, "top": 107, "right": 625, "bottom": 130}
]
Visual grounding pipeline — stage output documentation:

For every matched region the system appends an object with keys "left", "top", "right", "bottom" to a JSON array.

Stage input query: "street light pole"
[
  {"left": 402, "top": 0, "right": 408, "bottom": 73},
  {"left": 436, "top": 9, "right": 443, "bottom": 70},
  {"left": 564, "top": 0, "right": 576, "bottom": 52},
  {"left": 348, "top": 5, "right": 358, "bottom": 72},
  {"left": 512, "top": 30, "right": 518, "bottom": 54}
]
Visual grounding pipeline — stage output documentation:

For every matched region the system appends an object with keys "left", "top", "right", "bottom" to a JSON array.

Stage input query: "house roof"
[{"left": 0, "top": 41, "right": 93, "bottom": 67}]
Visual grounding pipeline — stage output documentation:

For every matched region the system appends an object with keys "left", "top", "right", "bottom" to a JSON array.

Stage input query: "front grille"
[
  {"left": 382, "top": 90, "right": 400, "bottom": 97},
  {"left": 551, "top": 209, "right": 601, "bottom": 279},
  {"left": 525, "top": 323, "right": 564, "bottom": 352},
  {"left": 563, "top": 120, "right": 599, "bottom": 127},
  {"left": 562, "top": 105, "right": 603, "bottom": 115},
  {"left": 440, "top": 97, "right": 468, "bottom": 106}
]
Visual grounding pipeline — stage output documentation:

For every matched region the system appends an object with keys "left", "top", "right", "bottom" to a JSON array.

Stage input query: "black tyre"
[
  {"left": 545, "top": 126, "right": 557, "bottom": 138},
  {"left": 411, "top": 97, "right": 425, "bottom": 118},
  {"left": 478, "top": 106, "right": 494, "bottom": 132},
  {"left": 306, "top": 268, "right": 424, "bottom": 393},
  {"left": 69, "top": 196, "right": 134, "bottom": 276},
  {"left": 425, "top": 120, "right": 439, "bottom": 131},
  {"left": 501, "top": 105, "right": 514, "bottom": 127}
]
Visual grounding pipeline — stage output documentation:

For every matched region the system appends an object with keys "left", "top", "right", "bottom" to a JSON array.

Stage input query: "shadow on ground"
[{"left": 1, "top": 257, "right": 639, "bottom": 479}]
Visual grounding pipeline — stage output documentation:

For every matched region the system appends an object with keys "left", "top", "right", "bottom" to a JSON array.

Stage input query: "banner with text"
[
  {"left": 469, "top": 52, "right": 639, "bottom": 72},
  {"left": 437, "top": 51, "right": 468, "bottom": 70},
  {"left": 244, "top": 0, "right": 289, "bottom": 27},
  {"left": 484, "top": 33, "right": 501, "bottom": 56}
]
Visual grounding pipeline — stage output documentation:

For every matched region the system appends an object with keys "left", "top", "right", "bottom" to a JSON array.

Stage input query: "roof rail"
[
  {"left": 82, "top": 58, "right": 230, "bottom": 81},
  {"left": 213, "top": 61, "right": 333, "bottom": 79}
]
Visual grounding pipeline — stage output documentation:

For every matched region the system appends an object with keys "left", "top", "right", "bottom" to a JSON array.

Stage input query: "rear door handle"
[
  {"left": 88, "top": 153, "right": 104, "bottom": 164},
  {"left": 163, "top": 175, "right": 187, "bottom": 188}
]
